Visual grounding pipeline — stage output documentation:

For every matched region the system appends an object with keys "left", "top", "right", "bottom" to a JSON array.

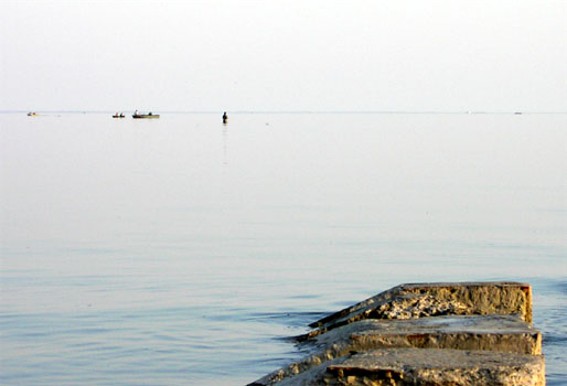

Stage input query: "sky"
[{"left": 1, "top": 0, "right": 566, "bottom": 112}]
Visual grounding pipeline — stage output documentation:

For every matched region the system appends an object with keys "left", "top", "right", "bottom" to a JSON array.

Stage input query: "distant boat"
[
  {"left": 132, "top": 111, "right": 160, "bottom": 119},
  {"left": 27, "top": 112, "right": 38, "bottom": 117},
  {"left": 112, "top": 113, "right": 125, "bottom": 118}
]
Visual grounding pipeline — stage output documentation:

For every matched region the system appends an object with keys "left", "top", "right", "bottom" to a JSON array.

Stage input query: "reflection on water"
[
  {"left": 1, "top": 112, "right": 566, "bottom": 385},
  {"left": 222, "top": 124, "right": 228, "bottom": 166}
]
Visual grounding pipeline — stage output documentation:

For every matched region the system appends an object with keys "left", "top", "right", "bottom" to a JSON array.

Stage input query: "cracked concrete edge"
[
  {"left": 255, "top": 349, "right": 545, "bottom": 386},
  {"left": 250, "top": 315, "right": 542, "bottom": 385},
  {"left": 309, "top": 282, "right": 532, "bottom": 334}
]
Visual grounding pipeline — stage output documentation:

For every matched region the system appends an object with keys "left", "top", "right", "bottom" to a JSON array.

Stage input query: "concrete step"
[
  {"left": 273, "top": 349, "right": 545, "bottom": 386},
  {"left": 310, "top": 282, "right": 532, "bottom": 334},
  {"left": 253, "top": 315, "right": 541, "bottom": 385},
  {"left": 248, "top": 282, "right": 544, "bottom": 386}
]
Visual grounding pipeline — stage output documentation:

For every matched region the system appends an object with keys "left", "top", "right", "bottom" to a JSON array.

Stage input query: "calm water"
[{"left": 1, "top": 112, "right": 566, "bottom": 385}]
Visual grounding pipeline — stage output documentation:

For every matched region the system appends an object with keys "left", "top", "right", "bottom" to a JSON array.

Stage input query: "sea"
[{"left": 0, "top": 112, "right": 565, "bottom": 385}]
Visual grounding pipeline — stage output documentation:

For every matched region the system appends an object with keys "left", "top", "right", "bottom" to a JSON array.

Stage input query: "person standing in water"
[{"left": 222, "top": 111, "right": 228, "bottom": 124}]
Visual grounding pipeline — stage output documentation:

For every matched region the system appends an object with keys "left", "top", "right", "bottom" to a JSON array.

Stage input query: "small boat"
[
  {"left": 27, "top": 112, "right": 38, "bottom": 117},
  {"left": 132, "top": 111, "right": 160, "bottom": 119},
  {"left": 112, "top": 113, "right": 125, "bottom": 118}
]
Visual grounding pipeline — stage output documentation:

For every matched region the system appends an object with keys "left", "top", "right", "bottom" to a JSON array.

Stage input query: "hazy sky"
[{"left": 1, "top": 0, "right": 566, "bottom": 112}]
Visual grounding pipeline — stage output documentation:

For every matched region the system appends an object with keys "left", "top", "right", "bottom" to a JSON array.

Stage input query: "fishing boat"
[
  {"left": 112, "top": 113, "right": 125, "bottom": 118},
  {"left": 132, "top": 111, "right": 160, "bottom": 119}
]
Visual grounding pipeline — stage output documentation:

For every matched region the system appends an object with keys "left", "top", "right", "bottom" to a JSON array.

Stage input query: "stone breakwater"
[{"left": 248, "top": 282, "right": 545, "bottom": 386}]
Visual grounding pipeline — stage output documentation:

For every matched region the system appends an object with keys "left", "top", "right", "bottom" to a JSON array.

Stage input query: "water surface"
[{"left": 1, "top": 112, "right": 565, "bottom": 384}]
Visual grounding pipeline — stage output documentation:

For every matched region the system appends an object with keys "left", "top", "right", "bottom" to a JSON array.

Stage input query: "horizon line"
[{"left": 2, "top": 109, "right": 567, "bottom": 115}]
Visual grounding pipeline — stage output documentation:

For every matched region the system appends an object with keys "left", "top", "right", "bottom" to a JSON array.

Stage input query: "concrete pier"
[{"left": 249, "top": 282, "right": 545, "bottom": 386}]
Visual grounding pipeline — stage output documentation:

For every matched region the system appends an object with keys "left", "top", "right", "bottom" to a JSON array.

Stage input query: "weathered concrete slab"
[
  {"left": 310, "top": 282, "right": 532, "bottom": 335},
  {"left": 268, "top": 349, "right": 545, "bottom": 386},
  {"left": 311, "top": 314, "right": 541, "bottom": 353},
  {"left": 252, "top": 315, "right": 541, "bottom": 385},
  {"left": 248, "top": 282, "right": 543, "bottom": 386}
]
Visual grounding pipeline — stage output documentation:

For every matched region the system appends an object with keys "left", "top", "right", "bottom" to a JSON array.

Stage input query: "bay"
[{"left": 1, "top": 112, "right": 565, "bottom": 385}]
